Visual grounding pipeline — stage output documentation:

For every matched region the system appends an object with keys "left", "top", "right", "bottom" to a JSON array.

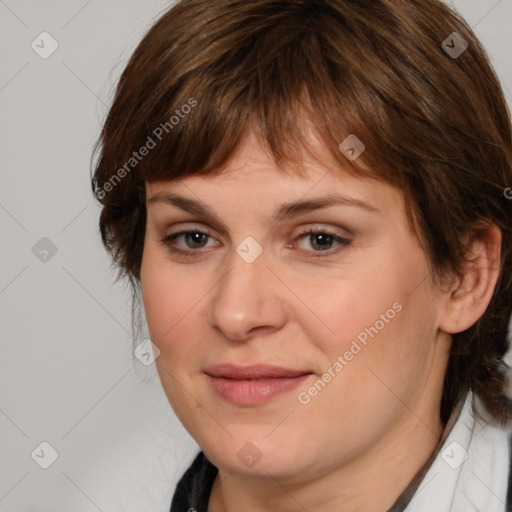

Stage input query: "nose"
[{"left": 207, "top": 247, "right": 288, "bottom": 341}]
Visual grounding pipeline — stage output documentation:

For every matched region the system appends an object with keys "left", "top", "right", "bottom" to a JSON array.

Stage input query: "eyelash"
[{"left": 160, "top": 228, "right": 351, "bottom": 259}]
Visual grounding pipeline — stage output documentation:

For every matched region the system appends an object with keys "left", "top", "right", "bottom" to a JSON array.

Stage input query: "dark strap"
[
  {"left": 170, "top": 451, "right": 218, "bottom": 512},
  {"left": 506, "top": 432, "right": 512, "bottom": 511}
]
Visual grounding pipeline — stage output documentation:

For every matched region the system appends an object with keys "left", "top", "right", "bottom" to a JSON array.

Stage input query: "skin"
[{"left": 140, "top": 131, "right": 501, "bottom": 512}]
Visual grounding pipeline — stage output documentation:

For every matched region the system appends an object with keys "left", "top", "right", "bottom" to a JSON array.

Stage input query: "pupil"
[
  {"left": 188, "top": 233, "right": 207, "bottom": 247},
  {"left": 311, "top": 233, "right": 331, "bottom": 250}
]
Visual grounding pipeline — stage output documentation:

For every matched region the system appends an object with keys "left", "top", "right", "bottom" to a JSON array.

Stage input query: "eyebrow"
[{"left": 147, "top": 192, "right": 379, "bottom": 220}]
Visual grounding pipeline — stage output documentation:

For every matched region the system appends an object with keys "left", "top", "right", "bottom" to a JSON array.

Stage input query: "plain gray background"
[{"left": 1, "top": 1, "right": 511, "bottom": 511}]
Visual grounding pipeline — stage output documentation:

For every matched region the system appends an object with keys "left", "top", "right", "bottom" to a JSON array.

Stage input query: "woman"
[{"left": 92, "top": 0, "right": 512, "bottom": 510}]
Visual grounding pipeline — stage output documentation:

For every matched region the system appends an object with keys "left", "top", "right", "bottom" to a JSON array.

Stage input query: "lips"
[
  {"left": 204, "top": 363, "right": 311, "bottom": 379},
  {"left": 204, "top": 364, "right": 314, "bottom": 405}
]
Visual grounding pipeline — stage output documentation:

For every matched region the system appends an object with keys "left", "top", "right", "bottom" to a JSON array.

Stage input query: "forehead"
[
  {"left": 146, "top": 130, "right": 376, "bottom": 196},
  {"left": 144, "top": 132, "right": 410, "bottom": 232}
]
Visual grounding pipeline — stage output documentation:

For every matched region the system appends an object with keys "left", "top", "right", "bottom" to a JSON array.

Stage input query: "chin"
[{"left": 203, "top": 433, "right": 311, "bottom": 479}]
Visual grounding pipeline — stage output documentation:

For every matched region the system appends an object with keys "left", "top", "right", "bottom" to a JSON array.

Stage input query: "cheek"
[
  {"left": 291, "top": 264, "right": 401, "bottom": 351},
  {"left": 140, "top": 248, "right": 211, "bottom": 375},
  {"left": 140, "top": 258, "right": 204, "bottom": 421},
  {"left": 292, "top": 284, "right": 438, "bottom": 449},
  {"left": 140, "top": 248, "right": 187, "bottom": 345},
  {"left": 140, "top": 271, "right": 172, "bottom": 341},
  {"left": 295, "top": 251, "right": 434, "bottom": 381}
]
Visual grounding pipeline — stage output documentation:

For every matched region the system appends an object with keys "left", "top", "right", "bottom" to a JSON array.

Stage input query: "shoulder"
[{"left": 170, "top": 451, "right": 218, "bottom": 512}]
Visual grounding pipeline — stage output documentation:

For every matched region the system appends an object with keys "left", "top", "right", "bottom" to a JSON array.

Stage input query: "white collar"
[{"left": 404, "top": 391, "right": 511, "bottom": 511}]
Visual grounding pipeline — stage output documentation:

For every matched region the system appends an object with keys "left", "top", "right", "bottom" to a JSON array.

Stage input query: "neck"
[{"left": 208, "top": 399, "right": 445, "bottom": 512}]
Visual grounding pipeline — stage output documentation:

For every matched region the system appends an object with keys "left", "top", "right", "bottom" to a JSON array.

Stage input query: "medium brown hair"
[{"left": 92, "top": 0, "right": 512, "bottom": 424}]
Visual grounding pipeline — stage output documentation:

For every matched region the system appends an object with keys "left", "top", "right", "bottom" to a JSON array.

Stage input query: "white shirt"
[{"left": 404, "top": 391, "right": 511, "bottom": 512}]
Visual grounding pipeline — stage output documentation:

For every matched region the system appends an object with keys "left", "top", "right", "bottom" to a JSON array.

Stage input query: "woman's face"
[{"left": 140, "top": 132, "right": 451, "bottom": 483}]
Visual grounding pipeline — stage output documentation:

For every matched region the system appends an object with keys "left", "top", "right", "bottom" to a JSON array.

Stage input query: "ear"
[{"left": 439, "top": 222, "right": 502, "bottom": 335}]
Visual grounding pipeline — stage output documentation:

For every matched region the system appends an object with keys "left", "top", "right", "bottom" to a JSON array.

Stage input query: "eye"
[
  {"left": 294, "top": 229, "right": 351, "bottom": 257},
  {"left": 160, "top": 227, "right": 351, "bottom": 259},
  {"left": 161, "top": 230, "right": 219, "bottom": 256}
]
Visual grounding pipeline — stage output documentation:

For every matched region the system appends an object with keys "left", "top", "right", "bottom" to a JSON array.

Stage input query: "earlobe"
[{"left": 439, "top": 223, "right": 502, "bottom": 335}]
